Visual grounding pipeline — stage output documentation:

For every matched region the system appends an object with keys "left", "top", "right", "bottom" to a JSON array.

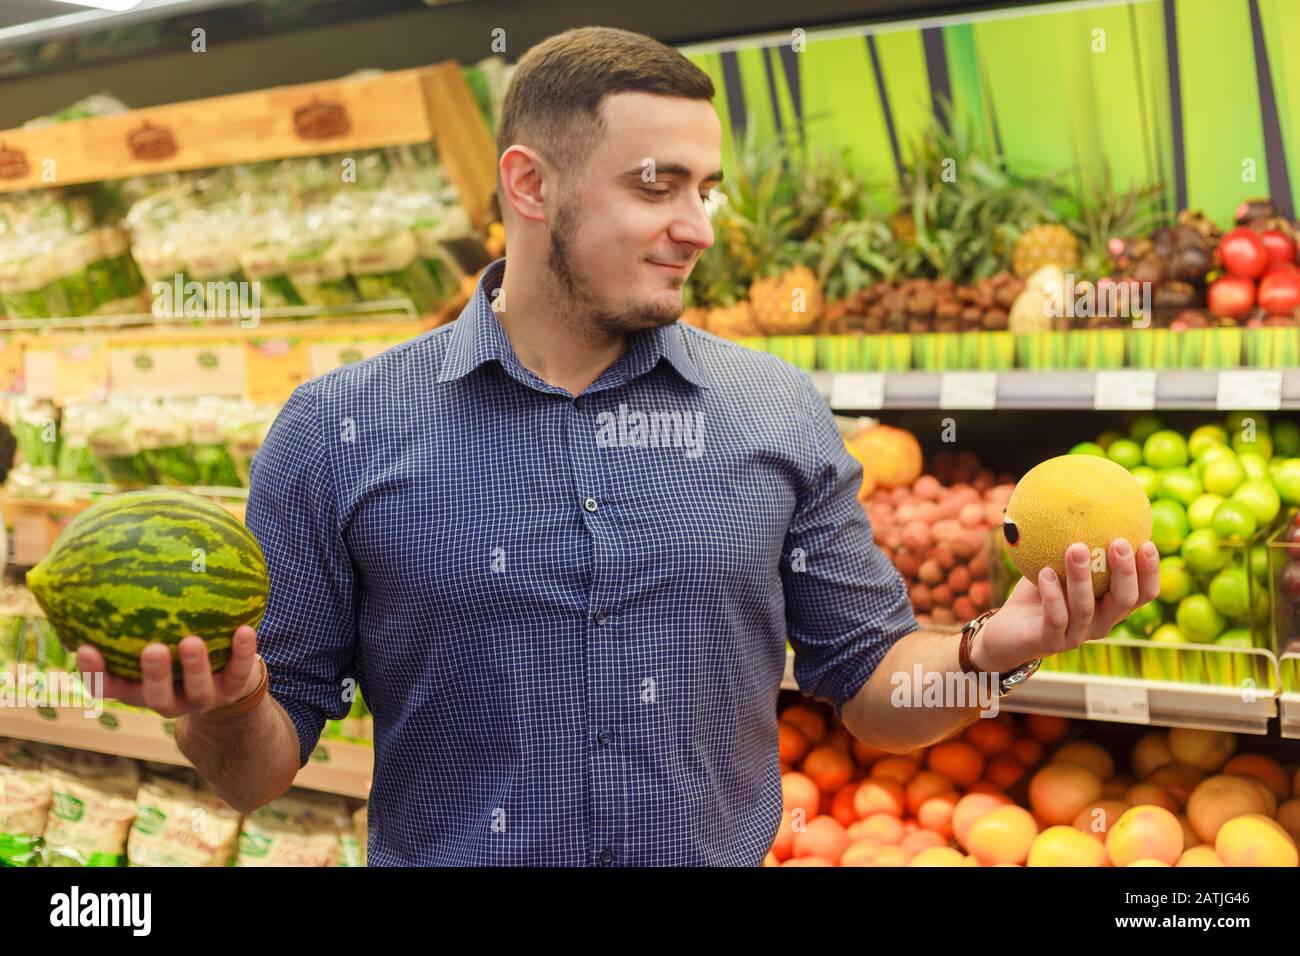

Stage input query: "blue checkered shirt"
[{"left": 245, "top": 257, "right": 916, "bottom": 866}]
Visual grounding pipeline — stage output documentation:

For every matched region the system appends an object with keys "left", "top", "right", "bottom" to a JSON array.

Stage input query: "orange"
[
  {"left": 1275, "top": 798, "right": 1300, "bottom": 844},
  {"left": 952, "top": 792, "right": 1010, "bottom": 849},
  {"left": 1106, "top": 805, "right": 1184, "bottom": 867},
  {"left": 1124, "top": 783, "right": 1178, "bottom": 814},
  {"left": 1025, "top": 714, "right": 1071, "bottom": 744},
  {"left": 964, "top": 719, "right": 1014, "bottom": 756},
  {"left": 780, "top": 705, "right": 826, "bottom": 745},
  {"left": 1223, "top": 754, "right": 1290, "bottom": 801},
  {"left": 803, "top": 745, "right": 854, "bottom": 795},
  {"left": 905, "top": 770, "right": 955, "bottom": 815},
  {"left": 840, "top": 838, "right": 882, "bottom": 867},
  {"left": 822, "top": 725, "right": 855, "bottom": 755},
  {"left": 927, "top": 741, "right": 985, "bottom": 788},
  {"left": 1010, "top": 737, "right": 1044, "bottom": 767},
  {"left": 1027, "top": 825, "right": 1106, "bottom": 867},
  {"left": 1186, "top": 775, "right": 1271, "bottom": 844},
  {"left": 829, "top": 783, "right": 859, "bottom": 828},
  {"left": 1176, "top": 846, "right": 1224, "bottom": 867},
  {"left": 1101, "top": 777, "right": 1132, "bottom": 800},
  {"left": 1145, "top": 763, "right": 1205, "bottom": 809},
  {"left": 871, "top": 755, "right": 922, "bottom": 786},
  {"left": 966, "top": 805, "right": 1038, "bottom": 866},
  {"left": 967, "top": 780, "right": 1006, "bottom": 797},
  {"left": 857, "top": 812, "right": 906, "bottom": 846},
  {"left": 1029, "top": 763, "right": 1104, "bottom": 827},
  {"left": 781, "top": 857, "right": 833, "bottom": 866},
  {"left": 985, "top": 754, "right": 1026, "bottom": 790},
  {"left": 762, "top": 851, "right": 779, "bottom": 867},
  {"left": 853, "top": 778, "right": 905, "bottom": 819},
  {"left": 909, "top": 846, "right": 967, "bottom": 867},
  {"left": 870, "top": 846, "right": 910, "bottom": 867},
  {"left": 1070, "top": 799, "right": 1129, "bottom": 843},
  {"left": 900, "top": 829, "right": 947, "bottom": 856},
  {"left": 1127, "top": 859, "right": 1171, "bottom": 866},
  {"left": 918, "top": 791, "right": 960, "bottom": 839},
  {"left": 793, "top": 815, "right": 850, "bottom": 864},
  {"left": 781, "top": 772, "right": 820, "bottom": 818},
  {"left": 852, "top": 738, "right": 887, "bottom": 769},
  {"left": 778, "top": 721, "right": 810, "bottom": 765},
  {"left": 1132, "top": 731, "right": 1174, "bottom": 778},
  {"left": 1052, "top": 741, "right": 1114, "bottom": 780},
  {"left": 1215, "top": 814, "right": 1298, "bottom": 867},
  {"left": 1167, "top": 728, "right": 1235, "bottom": 772},
  {"left": 1177, "top": 815, "right": 1198, "bottom": 852},
  {"left": 771, "top": 810, "right": 796, "bottom": 861}
]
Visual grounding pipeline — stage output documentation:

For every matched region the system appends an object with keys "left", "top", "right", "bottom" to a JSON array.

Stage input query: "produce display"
[
  {"left": 771, "top": 703, "right": 1299, "bottom": 866},
  {"left": 25, "top": 490, "right": 270, "bottom": 680},
  {"left": 0, "top": 738, "right": 364, "bottom": 867}
]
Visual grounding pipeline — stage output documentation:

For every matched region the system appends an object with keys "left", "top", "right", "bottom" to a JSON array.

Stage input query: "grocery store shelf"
[
  {"left": 808, "top": 369, "right": 1295, "bottom": 411},
  {"left": 0, "top": 703, "right": 373, "bottom": 799},
  {"left": 1280, "top": 693, "right": 1300, "bottom": 740},
  {"left": 999, "top": 669, "right": 1277, "bottom": 734}
]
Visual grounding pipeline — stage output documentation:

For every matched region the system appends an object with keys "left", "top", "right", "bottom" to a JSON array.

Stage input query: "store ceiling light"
[{"left": 48, "top": 0, "right": 145, "bottom": 10}]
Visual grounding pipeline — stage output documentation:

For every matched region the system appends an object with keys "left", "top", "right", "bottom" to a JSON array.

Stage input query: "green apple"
[
  {"left": 1187, "top": 493, "right": 1225, "bottom": 530},
  {"left": 1158, "top": 467, "right": 1202, "bottom": 507},
  {"left": 1069, "top": 441, "right": 1106, "bottom": 457},
  {"left": 1124, "top": 598, "right": 1164, "bottom": 635},
  {"left": 1232, "top": 428, "right": 1273, "bottom": 460},
  {"left": 1272, "top": 458, "right": 1300, "bottom": 507},
  {"left": 1151, "top": 499, "right": 1189, "bottom": 555},
  {"left": 1202, "top": 455, "right": 1246, "bottom": 496},
  {"left": 1273, "top": 420, "right": 1300, "bottom": 458},
  {"left": 1208, "top": 567, "right": 1250, "bottom": 619},
  {"left": 1143, "top": 430, "right": 1189, "bottom": 469},
  {"left": 1212, "top": 499, "right": 1258, "bottom": 542},
  {"left": 1131, "top": 465, "right": 1161, "bottom": 501},
  {"left": 1249, "top": 544, "right": 1269, "bottom": 582},
  {"left": 1096, "top": 429, "right": 1124, "bottom": 451},
  {"left": 1225, "top": 410, "right": 1269, "bottom": 435},
  {"left": 1158, "top": 556, "right": 1195, "bottom": 603},
  {"left": 1130, "top": 413, "right": 1164, "bottom": 444},
  {"left": 1107, "top": 438, "right": 1143, "bottom": 471},
  {"left": 1176, "top": 594, "right": 1225, "bottom": 642},
  {"left": 1188, "top": 424, "right": 1228, "bottom": 458},
  {"left": 1237, "top": 452, "right": 1268, "bottom": 482},
  {"left": 1182, "top": 528, "right": 1230, "bottom": 575},
  {"left": 1232, "top": 479, "right": 1281, "bottom": 526}
]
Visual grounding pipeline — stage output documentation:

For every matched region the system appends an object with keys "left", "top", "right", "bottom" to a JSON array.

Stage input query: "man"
[{"left": 80, "top": 26, "right": 1159, "bottom": 865}]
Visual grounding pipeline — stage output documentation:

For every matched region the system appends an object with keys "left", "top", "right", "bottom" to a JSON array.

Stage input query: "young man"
[{"left": 79, "top": 26, "right": 1159, "bottom": 865}]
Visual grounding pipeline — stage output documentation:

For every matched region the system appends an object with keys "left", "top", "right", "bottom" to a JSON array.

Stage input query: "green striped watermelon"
[{"left": 25, "top": 490, "right": 268, "bottom": 681}]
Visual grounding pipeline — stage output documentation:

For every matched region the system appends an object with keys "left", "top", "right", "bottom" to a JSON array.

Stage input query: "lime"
[
  {"left": 1273, "top": 420, "right": 1300, "bottom": 458},
  {"left": 1069, "top": 441, "right": 1107, "bottom": 457},
  {"left": 1182, "top": 528, "right": 1230, "bottom": 575},
  {"left": 1237, "top": 452, "right": 1268, "bottom": 482},
  {"left": 1202, "top": 455, "right": 1246, "bottom": 495},
  {"left": 1231, "top": 428, "right": 1273, "bottom": 460},
  {"left": 1188, "top": 424, "right": 1229, "bottom": 458},
  {"left": 1131, "top": 465, "right": 1161, "bottom": 500},
  {"left": 1273, "top": 458, "right": 1300, "bottom": 506},
  {"left": 1151, "top": 499, "right": 1189, "bottom": 555},
  {"left": 1158, "top": 556, "right": 1194, "bottom": 604},
  {"left": 1249, "top": 544, "right": 1269, "bottom": 582},
  {"left": 1226, "top": 410, "right": 1269, "bottom": 434},
  {"left": 1195, "top": 444, "right": 1237, "bottom": 478},
  {"left": 1096, "top": 429, "right": 1124, "bottom": 451},
  {"left": 1130, "top": 414, "right": 1164, "bottom": 444},
  {"left": 1212, "top": 499, "right": 1258, "bottom": 541},
  {"left": 1143, "top": 430, "right": 1189, "bottom": 469},
  {"left": 1107, "top": 439, "right": 1143, "bottom": 471},
  {"left": 1124, "top": 599, "right": 1165, "bottom": 635},
  {"left": 1158, "top": 467, "right": 1202, "bottom": 506},
  {"left": 1176, "top": 594, "right": 1225, "bottom": 642},
  {"left": 1232, "top": 479, "right": 1281, "bottom": 526},
  {"left": 1187, "top": 493, "right": 1225, "bottom": 531},
  {"left": 1215, "top": 628, "right": 1253, "bottom": 649},
  {"left": 1208, "top": 567, "right": 1250, "bottom": 619}
]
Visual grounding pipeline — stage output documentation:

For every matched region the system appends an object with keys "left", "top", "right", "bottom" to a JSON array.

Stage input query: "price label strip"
[
  {"left": 53, "top": 339, "right": 109, "bottom": 404},
  {"left": 1084, "top": 682, "right": 1151, "bottom": 725},
  {"left": 1216, "top": 370, "right": 1282, "bottom": 411},
  {"left": 829, "top": 372, "right": 885, "bottom": 410},
  {"left": 939, "top": 372, "right": 997, "bottom": 409},
  {"left": 1094, "top": 371, "right": 1157, "bottom": 410},
  {"left": 245, "top": 337, "right": 308, "bottom": 404}
]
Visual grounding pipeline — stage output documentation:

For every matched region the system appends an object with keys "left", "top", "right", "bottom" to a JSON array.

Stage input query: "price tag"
[
  {"left": 1084, "top": 683, "right": 1151, "bottom": 725},
  {"left": 245, "top": 337, "right": 308, "bottom": 404},
  {"left": 52, "top": 339, "right": 108, "bottom": 404},
  {"left": 0, "top": 335, "right": 24, "bottom": 393},
  {"left": 1094, "top": 370, "right": 1157, "bottom": 410},
  {"left": 939, "top": 372, "right": 997, "bottom": 409},
  {"left": 1217, "top": 370, "right": 1282, "bottom": 410},
  {"left": 830, "top": 373, "right": 885, "bottom": 410}
]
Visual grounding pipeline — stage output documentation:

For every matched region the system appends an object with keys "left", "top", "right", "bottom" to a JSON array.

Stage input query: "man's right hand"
[{"left": 75, "top": 625, "right": 263, "bottom": 719}]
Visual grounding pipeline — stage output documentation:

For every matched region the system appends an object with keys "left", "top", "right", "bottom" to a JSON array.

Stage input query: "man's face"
[{"left": 546, "top": 92, "right": 721, "bottom": 335}]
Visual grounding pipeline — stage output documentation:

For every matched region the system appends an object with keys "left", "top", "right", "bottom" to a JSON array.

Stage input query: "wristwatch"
[{"left": 959, "top": 609, "right": 1041, "bottom": 697}]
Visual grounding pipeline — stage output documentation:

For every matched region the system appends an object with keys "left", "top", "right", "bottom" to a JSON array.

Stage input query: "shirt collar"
[{"left": 437, "top": 257, "right": 709, "bottom": 392}]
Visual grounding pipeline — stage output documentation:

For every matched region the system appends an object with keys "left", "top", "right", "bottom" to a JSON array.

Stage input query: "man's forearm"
[
  {"left": 174, "top": 695, "right": 301, "bottom": 814},
  {"left": 838, "top": 627, "right": 986, "bottom": 753}
]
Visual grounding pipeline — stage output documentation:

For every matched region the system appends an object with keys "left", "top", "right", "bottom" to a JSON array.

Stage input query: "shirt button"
[
  {"left": 598, "top": 729, "right": 611, "bottom": 745},
  {"left": 583, "top": 497, "right": 598, "bottom": 513},
  {"left": 574, "top": 396, "right": 586, "bottom": 411},
  {"left": 592, "top": 610, "right": 607, "bottom": 626},
  {"left": 599, "top": 848, "right": 614, "bottom": 865}
]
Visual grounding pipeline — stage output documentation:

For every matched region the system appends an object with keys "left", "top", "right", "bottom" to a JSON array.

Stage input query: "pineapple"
[
  {"left": 1011, "top": 224, "right": 1079, "bottom": 278},
  {"left": 749, "top": 263, "right": 825, "bottom": 335},
  {"left": 706, "top": 300, "right": 761, "bottom": 338}
]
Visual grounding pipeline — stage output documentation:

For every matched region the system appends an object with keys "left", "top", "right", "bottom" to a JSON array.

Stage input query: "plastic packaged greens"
[
  {"left": 285, "top": 208, "right": 357, "bottom": 307},
  {"left": 86, "top": 399, "right": 154, "bottom": 486},
  {"left": 135, "top": 400, "right": 199, "bottom": 486},
  {"left": 225, "top": 402, "right": 278, "bottom": 485},
  {"left": 0, "top": 740, "right": 51, "bottom": 867},
  {"left": 237, "top": 212, "right": 301, "bottom": 311},
  {"left": 341, "top": 197, "right": 441, "bottom": 314},
  {"left": 55, "top": 405, "right": 107, "bottom": 484},
  {"left": 183, "top": 209, "right": 245, "bottom": 318},
  {"left": 0, "top": 232, "right": 68, "bottom": 320},
  {"left": 400, "top": 191, "right": 468, "bottom": 304},
  {"left": 189, "top": 397, "right": 242, "bottom": 487},
  {"left": 41, "top": 749, "right": 139, "bottom": 867},
  {"left": 86, "top": 226, "right": 144, "bottom": 314},
  {"left": 8, "top": 398, "right": 59, "bottom": 474}
]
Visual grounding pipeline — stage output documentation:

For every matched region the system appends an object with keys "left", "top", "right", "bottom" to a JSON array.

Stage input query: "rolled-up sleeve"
[
  {"left": 245, "top": 382, "right": 358, "bottom": 767},
  {"left": 781, "top": 375, "right": 918, "bottom": 717}
]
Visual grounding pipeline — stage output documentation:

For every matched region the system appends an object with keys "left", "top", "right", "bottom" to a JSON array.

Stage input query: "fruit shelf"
[
  {"left": 0, "top": 703, "right": 373, "bottom": 799},
  {"left": 780, "top": 648, "right": 1279, "bottom": 734},
  {"left": 808, "top": 369, "right": 1293, "bottom": 412}
]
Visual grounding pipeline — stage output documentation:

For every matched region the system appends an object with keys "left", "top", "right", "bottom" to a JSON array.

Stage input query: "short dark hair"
[{"left": 496, "top": 26, "right": 715, "bottom": 185}]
